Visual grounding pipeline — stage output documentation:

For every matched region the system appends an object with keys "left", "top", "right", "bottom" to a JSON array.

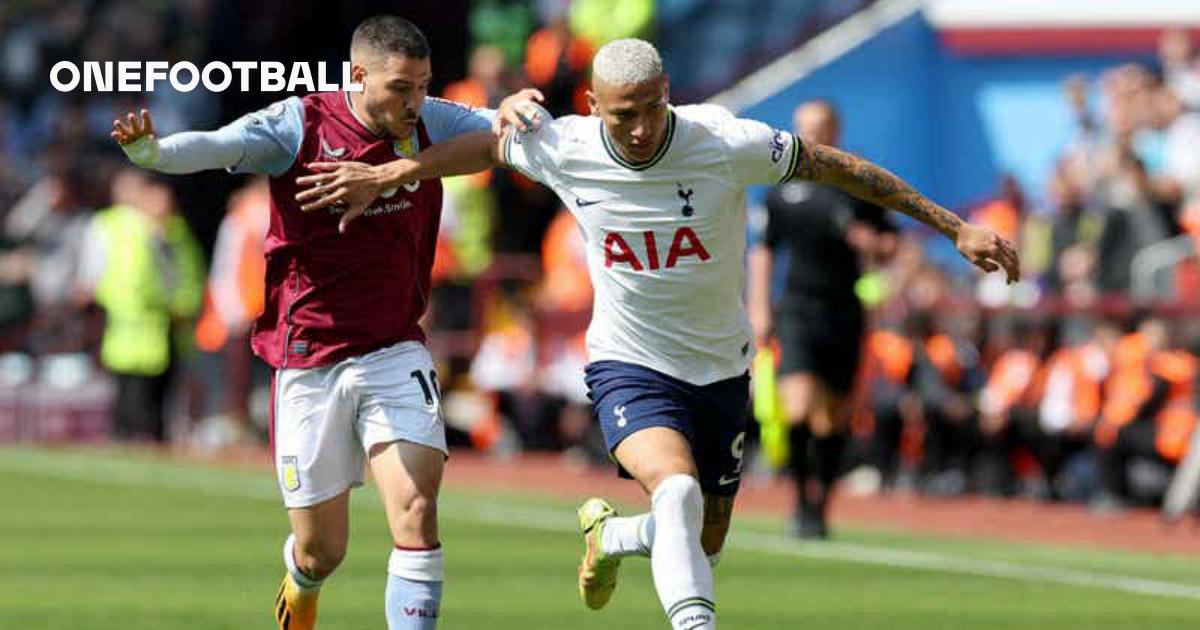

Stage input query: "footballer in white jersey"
[
  {"left": 297, "top": 38, "right": 1019, "bottom": 630},
  {"left": 503, "top": 103, "right": 798, "bottom": 386}
]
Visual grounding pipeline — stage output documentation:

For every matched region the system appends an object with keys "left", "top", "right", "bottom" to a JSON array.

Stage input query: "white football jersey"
[{"left": 504, "top": 104, "right": 802, "bottom": 385}]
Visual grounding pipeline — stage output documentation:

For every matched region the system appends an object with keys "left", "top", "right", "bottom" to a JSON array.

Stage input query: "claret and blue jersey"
[{"left": 212, "top": 92, "right": 495, "bottom": 369}]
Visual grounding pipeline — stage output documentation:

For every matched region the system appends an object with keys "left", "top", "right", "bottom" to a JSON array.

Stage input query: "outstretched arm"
[
  {"left": 112, "top": 101, "right": 302, "bottom": 176},
  {"left": 295, "top": 91, "right": 549, "bottom": 232},
  {"left": 294, "top": 130, "right": 505, "bottom": 232},
  {"left": 794, "top": 142, "right": 1020, "bottom": 283},
  {"left": 112, "top": 109, "right": 242, "bottom": 174}
]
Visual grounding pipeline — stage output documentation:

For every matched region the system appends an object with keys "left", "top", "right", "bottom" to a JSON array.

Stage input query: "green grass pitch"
[{"left": 1, "top": 447, "right": 1198, "bottom": 629}]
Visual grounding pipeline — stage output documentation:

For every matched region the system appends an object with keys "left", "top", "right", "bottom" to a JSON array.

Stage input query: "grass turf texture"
[{"left": 1, "top": 447, "right": 1198, "bottom": 629}]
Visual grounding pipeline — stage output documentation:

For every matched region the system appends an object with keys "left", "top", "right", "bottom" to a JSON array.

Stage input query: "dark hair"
[{"left": 351, "top": 15, "right": 430, "bottom": 59}]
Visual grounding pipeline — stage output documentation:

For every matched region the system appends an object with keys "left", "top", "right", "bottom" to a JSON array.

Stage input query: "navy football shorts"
[{"left": 584, "top": 360, "right": 750, "bottom": 497}]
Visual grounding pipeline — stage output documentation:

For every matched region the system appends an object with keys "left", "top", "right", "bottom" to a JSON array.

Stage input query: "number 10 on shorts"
[{"left": 410, "top": 370, "right": 441, "bottom": 407}]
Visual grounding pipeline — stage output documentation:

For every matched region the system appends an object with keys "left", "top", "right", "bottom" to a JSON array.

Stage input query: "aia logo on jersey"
[{"left": 603, "top": 227, "right": 711, "bottom": 271}]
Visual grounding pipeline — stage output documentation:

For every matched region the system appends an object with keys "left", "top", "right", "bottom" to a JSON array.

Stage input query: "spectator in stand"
[
  {"left": 1156, "top": 84, "right": 1200, "bottom": 210},
  {"left": 857, "top": 323, "right": 920, "bottom": 491},
  {"left": 1093, "top": 95, "right": 1170, "bottom": 292},
  {"left": 0, "top": 161, "right": 93, "bottom": 353},
  {"left": 1033, "top": 321, "right": 1115, "bottom": 500},
  {"left": 908, "top": 310, "right": 983, "bottom": 496},
  {"left": 1160, "top": 28, "right": 1200, "bottom": 110},
  {"left": 524, "top": 8, "right": 594, "bottom": 116},
  {"left": 1094, "top": 318, "right": 1198, "bottom": 509},
  {"left": 1043, "top": 158, "right": 1101, "bottom": 288},
  {"left": 569, "top": 0, "right": 655, "bottom": 47},
  {"left": 443, "top": 44, "right": 511, "bottom": 109},
  {"left": 977, "top": 318, "right": 1049, "bottom": 496}
]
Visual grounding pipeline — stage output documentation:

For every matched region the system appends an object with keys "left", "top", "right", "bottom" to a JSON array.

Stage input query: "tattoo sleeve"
[{"left": 794, "top": 142, "right": 964, "bottom": 240}]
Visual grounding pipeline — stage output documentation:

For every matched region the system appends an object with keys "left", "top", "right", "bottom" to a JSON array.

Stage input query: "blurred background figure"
[
  {"left": 748, "top": 100, "right": 896, "bottom": 538},
  {"left": 443, "top": 44, "right": 512, "bottom": 109},
  {"left": 1093, "top": 318, "right": 1198, "bottom": 510},
  {"left": 524, "top": 4, "right": 594, "bottom": 116},
  {"left": 77, "top": 169, "right": 203, "bottom": 443},
  {"left": 192, "top": 177, "right": 269, "bottom": 447},
  {"left": 0, "top": 158, "right": 93, "bottom": 354}
]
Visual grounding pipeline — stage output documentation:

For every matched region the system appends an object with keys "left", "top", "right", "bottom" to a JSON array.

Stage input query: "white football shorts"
[{"left": 272, "top": 341, "right": 447, "bottom": 508}]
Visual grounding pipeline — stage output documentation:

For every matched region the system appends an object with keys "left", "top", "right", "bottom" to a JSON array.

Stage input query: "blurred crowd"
[
  {"left": 1, "top": 2, "right": 1199, "bottom": 512},
  {"left": 829, "top": 28, "right": 1200, "bottom": 510}
]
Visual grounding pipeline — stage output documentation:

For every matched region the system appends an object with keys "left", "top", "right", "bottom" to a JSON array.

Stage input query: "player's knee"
[
  {"left": 651, "top": 474, "right": 703, "bottom": 532},
  {"left": 404, "top": 492, "right": 438, "bottom": 527},
  {"left": 393, "top": 490, "right": 439, "bottom": 546},
  {"left": 641, "top": 459, "right": 699, "bottom": 495},
  {"left": 293, "top": 536, "right": 347, "bottom": 580},
  {"left": 780, "top": 380, "right": 816, "bottom": 424}
]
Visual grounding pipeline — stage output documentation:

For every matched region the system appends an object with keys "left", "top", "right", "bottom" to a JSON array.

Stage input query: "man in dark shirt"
[{"left": 748, "top": 100, "right": 896, "bottom": 538}]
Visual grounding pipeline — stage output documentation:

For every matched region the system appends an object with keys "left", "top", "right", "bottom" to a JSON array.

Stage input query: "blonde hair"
[{"left": 592, "top": 39, "right": 663, "bottom": 85}]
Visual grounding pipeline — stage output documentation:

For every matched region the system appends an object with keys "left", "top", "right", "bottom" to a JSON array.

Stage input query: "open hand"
[
  {"left": 956, "top": 223, "right": 1020, "bottom": 284},
  {"left": 112, "top": 109, "right": 162, "bottom": 166},
  {"left": 111, "top": 109, "right": 156, "bottom": 145},
  {"left": 493, "top": 88, "right": 548, "bottom": 135},
  {"left": 295, "top": 161, "right": 390, "bottom": 233}
]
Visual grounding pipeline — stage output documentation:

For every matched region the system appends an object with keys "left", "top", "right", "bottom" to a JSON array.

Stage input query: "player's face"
[
  {"left": 590, "top": 76, "right": 670, "bottom": 162},
  {"left": 355, "top": 53, "right": 432, "bottom": 139}
]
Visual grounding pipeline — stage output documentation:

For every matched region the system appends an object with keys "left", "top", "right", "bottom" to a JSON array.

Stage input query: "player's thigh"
[
  {"left": 613, "top": 426, "right": 698, "bottom": 494},
  {"left": 352, "top": 342, "right": 450, "bottom": 545},
  {"left": 273, "top": 366, "right": 366, "bottom": 510},
  {"left": 586, "top": 361, "right": 699, "bottom": 493},
  {"left": 776, "top": 301, "right": 863, "bottom": 431},
  {"left": 287, "top": 490, "right": 351, "bottom": 570},
  {"left": 689, "top": 371, "right": 749, "bottom": 540},
  {"left": 368, "top": 440, "right": 445, "bottom": 547}
]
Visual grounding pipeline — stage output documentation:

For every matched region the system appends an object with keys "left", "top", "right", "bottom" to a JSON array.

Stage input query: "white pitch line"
[{"left": 3, "top": 449, "right": 1199, "bottom": 601}]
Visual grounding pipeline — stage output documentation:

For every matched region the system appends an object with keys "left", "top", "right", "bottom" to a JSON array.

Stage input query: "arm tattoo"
[{"left": 795, "top": 142, "right": 964, "bottom": 239}]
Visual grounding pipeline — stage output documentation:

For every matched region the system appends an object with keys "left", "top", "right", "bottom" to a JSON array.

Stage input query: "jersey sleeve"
[
  {"left": 225, "top": 96, "right": 305, "bottom": 176},
  {"left": 421, "top": 97, "right": 493, "bottom": 144},
  {"left": 500, "top": 118, "right": 563, "bottom": 186},
  {"left": 723, "top": 117, "right": 803, "bottom": 186}
]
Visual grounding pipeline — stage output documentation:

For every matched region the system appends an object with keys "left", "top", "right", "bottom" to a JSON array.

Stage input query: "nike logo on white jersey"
[{"left": 321, "top": 138, "right": 347, "bottom": 158}]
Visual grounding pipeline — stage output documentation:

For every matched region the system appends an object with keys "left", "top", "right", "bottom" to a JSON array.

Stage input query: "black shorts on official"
[{"left": 774, "top": 298, "right": 864, "bottom": 394}]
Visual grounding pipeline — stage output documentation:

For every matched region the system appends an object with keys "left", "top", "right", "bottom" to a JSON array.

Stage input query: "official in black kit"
[{"left": 748, "top": 100, "right": 897, "bottom": 538}]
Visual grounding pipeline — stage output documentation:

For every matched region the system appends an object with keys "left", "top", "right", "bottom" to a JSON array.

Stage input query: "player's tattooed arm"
[{"left": 794, "top": 142, "right": 1020, "bottom": 283}]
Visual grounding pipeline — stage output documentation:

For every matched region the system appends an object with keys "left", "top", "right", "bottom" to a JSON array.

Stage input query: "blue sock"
[{"left": 386, "top": 547, "right": 443, "bottom": 629}]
